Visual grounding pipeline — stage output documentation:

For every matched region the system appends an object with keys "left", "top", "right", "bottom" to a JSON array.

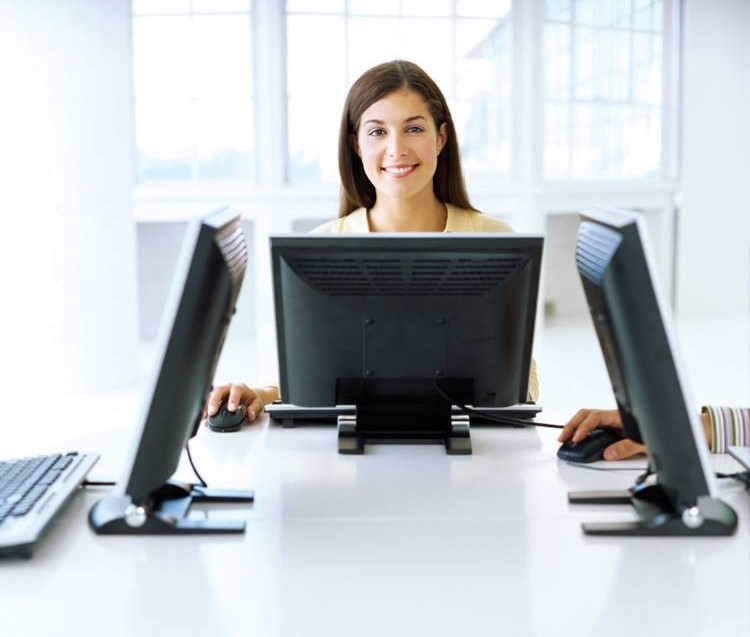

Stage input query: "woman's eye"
[
  {"left": 367, "top": 128, "right": 385, "bottom": 137},
  {"left": 406, "top": 126, "right": 425, "bottom": 133}
]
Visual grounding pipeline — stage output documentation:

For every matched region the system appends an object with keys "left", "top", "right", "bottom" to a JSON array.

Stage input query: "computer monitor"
[
  {"left": 89, "top": 206, "right": 254, "bottom": 535},
  {"left": 570, "top": 207, "right": 737, "bottom": 536},
  {"left": 270, "top": 232, "right": 544, "bottom": 454}
]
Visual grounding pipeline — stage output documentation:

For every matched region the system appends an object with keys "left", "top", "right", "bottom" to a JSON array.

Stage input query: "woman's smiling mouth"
[{"left": 382, "top": 164, "right": 418, "bottom": 176}]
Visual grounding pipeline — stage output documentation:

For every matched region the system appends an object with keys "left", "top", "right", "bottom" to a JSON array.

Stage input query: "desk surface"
[{"left": 2, "top": 416, "right": 748, "bottom": 637}]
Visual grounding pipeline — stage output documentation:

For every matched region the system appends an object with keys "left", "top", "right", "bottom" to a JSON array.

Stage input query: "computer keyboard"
[{"left": 0, "top": 451, "right": 98, "bottom": 558}]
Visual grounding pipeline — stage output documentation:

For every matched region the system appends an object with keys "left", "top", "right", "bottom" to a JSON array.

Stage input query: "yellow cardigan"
[{"left": 312, "top": 204, "right": 515, "bottom": 234}]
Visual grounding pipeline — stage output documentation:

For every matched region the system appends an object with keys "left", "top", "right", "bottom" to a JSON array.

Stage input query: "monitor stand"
[
  {"left": 335, "top": 378, "right": 473, "bottom": 455},
  {"left": 568, "top": 481, "right": 737, "bottom": 536},
  {"left": 337, "top": 412, "right": 471, "bottom": 455},
  {"left": 88, "top": 479, "right": 254, "bottom": 535}
]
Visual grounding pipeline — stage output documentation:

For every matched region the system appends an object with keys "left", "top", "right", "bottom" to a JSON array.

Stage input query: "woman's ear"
[{"left": 437, "top": 122, "right": 447, "bottom": 155}]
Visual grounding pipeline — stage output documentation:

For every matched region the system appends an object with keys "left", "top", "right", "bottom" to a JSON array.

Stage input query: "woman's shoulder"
[
  {"left": 444, "top": 205, "right": 514, "bottom": 233},
  {"left": 311, "top": 208, "right": 368, "bottom": 233}
]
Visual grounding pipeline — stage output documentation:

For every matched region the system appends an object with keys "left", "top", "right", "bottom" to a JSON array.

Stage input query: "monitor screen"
[
  {"left": 270, "top": 232, "right": 543, "bottom": 452},
  {"left": 574, "top": 207, "right": 735, "bottom": 535},
  {"left": 90, "top": 206, "right": 253, "bottom": 534}
]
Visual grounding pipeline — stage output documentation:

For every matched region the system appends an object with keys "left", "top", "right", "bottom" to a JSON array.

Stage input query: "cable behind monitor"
[{"left": 431, "top": 380, "right": 563, "bottom": 430}]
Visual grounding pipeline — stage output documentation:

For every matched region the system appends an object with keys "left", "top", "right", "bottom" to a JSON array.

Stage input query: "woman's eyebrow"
[{"left": 362, "top": 115, "right": 427, "bottom": 127}]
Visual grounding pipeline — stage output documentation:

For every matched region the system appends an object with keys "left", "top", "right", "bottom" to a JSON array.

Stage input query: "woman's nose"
[{"left": 387, "top": 132, "right": 407, "bottom": 157}]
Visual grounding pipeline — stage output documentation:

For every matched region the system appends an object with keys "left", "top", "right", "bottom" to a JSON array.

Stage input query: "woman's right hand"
[{"left": 206, "top": 383, "right": 279, "bottom": 423}]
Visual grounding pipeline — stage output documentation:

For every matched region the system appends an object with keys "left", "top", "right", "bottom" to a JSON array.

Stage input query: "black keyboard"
[{"left": 0, "top": 451, "right": 98, "bottom": 558}]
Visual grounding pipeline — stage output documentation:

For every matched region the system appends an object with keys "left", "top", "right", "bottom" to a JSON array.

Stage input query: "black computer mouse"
[
  {"left": 557, "top": 427, "right": 625, "bottom": 463},
  {"left": 207, "top": 402, "right": 247, "bottom": 433}
]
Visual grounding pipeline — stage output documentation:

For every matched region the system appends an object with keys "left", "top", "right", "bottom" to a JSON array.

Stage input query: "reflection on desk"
[{"left": 1, "top": 415, "right": 748, "bottom": 637}]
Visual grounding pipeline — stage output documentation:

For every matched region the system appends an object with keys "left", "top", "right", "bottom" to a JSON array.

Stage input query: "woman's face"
[{"left": 354, "top": 88, "right": 447, "bottom": 204}]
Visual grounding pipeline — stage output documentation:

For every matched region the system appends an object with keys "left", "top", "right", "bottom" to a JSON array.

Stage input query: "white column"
[
  {"left": 679, "top": 0, "right": 750, "bottom": 313},
  {"left": 0, "top": 0, "right": 138, "bottom": 398},
  {"left": 253, "top": 0, "right": 288, "bottom": 187}
]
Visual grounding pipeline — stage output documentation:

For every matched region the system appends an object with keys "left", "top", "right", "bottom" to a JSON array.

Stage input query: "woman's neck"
[{"left": 367, "top": 194, "right": 448, "bottom": 232}]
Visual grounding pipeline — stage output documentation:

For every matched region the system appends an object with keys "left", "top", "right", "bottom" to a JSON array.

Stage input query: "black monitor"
[
  {"left": 270, "top": 232, "right": 544, "bottom": 454},
  {"left": 570, "top": 207, "right": 736, "bottom": 536},
  {"left": 89, "top": 206, "right": 254, "bottom": 535}
]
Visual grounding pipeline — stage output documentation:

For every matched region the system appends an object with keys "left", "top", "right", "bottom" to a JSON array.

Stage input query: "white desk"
[{"left": 2, "top": 416, "right": 748, "bottom": 637}]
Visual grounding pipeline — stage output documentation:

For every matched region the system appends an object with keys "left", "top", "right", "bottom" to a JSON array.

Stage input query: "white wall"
[
  {"left": 0, "top": 1, "right": 138, "bottom": 397},
  {"left": 678, "top": 0, "right": 750, "bottom": 313}
]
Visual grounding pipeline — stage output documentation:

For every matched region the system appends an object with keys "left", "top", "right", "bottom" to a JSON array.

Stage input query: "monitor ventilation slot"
[
  {"left": 291, "top": 254, "right": 527, "bottom": 297},
  {"left": 576, "top": 223, "right": 622, "bottom": 284},
  {"left": 217, "top": 226, "right": 248, "bottom": 285}
]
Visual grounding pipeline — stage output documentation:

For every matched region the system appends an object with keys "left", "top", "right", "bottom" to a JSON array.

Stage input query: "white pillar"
[
  {"left": 0, "top": 0, "right": 138, "bottom": 398},
  {"left": 679, "top": 0, "right": 750, "bottom": 313}
]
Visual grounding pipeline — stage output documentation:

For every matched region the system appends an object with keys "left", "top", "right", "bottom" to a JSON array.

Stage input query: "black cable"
[
  {"left": 81, "top": 445, "right": 211, "bottom": 491},
  {"left": 185, "top": 440, "right": 207, "bottom": 488},
  {"left": 716, "top": 470, "right": 750, "bottom": 490},
  {"left": 432, "top": 380, "right": 564, "bottom": 430},
  {"left": 82, "top": 444, "right": 209, "bottom": 490},
  {"left": 635, "top": 463, "right": 655, "bottom": 486}
]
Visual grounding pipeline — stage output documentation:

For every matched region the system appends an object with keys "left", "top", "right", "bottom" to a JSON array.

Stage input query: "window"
[
  {"left": 130, "top": 0, "right": 675, "bottom": 188},
  {"left": 542, "top": 0, "right": 666, "bottom": 180},
  {"left": 132, "top": 0, "right": 254, "bottom": 183},
  {"left": 286, "top": 0, "right": 514, "bottom": 183}
]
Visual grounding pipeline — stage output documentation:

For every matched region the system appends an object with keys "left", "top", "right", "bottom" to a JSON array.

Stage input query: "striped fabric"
[{"left": 702, "top": 406, "right": 750, "bottom": 453}]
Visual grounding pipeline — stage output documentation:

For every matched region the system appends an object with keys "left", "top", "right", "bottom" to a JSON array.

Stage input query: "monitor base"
[
  {"left": 265, "top": 402, "right": 543, "bottom": 428},
  {"left": 89, "top": 480, "right": 254, "bottom": 535},
  {"left": 568, "top": 484, "right": 737, "bottom": 536},
  {"left": 337, "top": 413, "right": 472, "bottom": 455},
  {"left": 334, "top": 378, "right": 473, "bottom": 455}
]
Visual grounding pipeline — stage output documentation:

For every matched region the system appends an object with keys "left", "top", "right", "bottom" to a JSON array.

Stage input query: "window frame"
[{"left": 133, "top": 0, "right": 682, "bottom": 221}]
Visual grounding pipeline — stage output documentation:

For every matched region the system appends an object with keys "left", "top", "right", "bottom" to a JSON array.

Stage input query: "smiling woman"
[
  {"left": 205, "top": 59, "right": 540, "bottom": 424},
  {"left": 334, "top": 60, "right": 472, "bottom": 226},
  {"left": 349, "top": 88, "right": 448, "bottom": 231},
  {"left": 310, "top": 60, "right": 517, "bottom": 237}
]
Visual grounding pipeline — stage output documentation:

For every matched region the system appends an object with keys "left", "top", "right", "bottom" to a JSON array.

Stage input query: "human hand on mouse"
[
  {"left": 205, "top": 383, "right": 280, "bottom": 424},
  {"left": 558, "top": 409, "right": 646, "bottom": 461}
]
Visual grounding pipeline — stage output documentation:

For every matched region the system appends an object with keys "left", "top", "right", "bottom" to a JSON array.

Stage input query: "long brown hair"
[{"left": 338, "top": 60, "right": 475, "bottom": 218}]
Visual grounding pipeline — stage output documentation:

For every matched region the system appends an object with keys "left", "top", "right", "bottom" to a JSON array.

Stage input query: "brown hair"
[{"left": 337, "top": 60, "right": 475, "bottom": 217}]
